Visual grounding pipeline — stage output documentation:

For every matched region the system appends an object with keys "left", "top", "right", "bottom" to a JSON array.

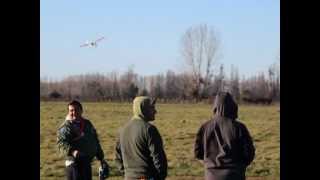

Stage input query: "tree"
[
  {"left": 181, "top": 24, "right": 220, "bottom": 101},
  {"left": 148, "top": 74, "right": 165, "bottom": 100},
  {"left": 110, "top": 71, "right": 121, "bottom": 101},
  {"left": 212, "top": 64, "right": 225, "bottom": 94},
  {"left": 229, "top": 65, "right": 240, "bottom": 102},
  {"left": 164, "top": 70, "right": 180, "bottom": 100},
  {"left": 120, "top": 66, "right": 138, "bottom": 101},
  {"left": 127, "top": 83, "right": 139, "bottom": 100},
  {"left": 136, "top": 76, "right": 149, "bottom": 96},
  {"left": 268, "top": 62, "right": 280, "bottom": 101}
]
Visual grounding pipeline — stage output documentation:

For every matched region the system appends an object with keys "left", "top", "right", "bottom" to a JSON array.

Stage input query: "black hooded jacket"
[{"left": 194, "top": 92, "right": 255, "bottom": 171}]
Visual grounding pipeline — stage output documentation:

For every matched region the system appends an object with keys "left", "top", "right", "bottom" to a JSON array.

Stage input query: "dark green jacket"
[
  {"left": 57, "top": 118, "right": 104, "bottom": 161},
  {"left": 115, "top": 96, "right": 168, "bottom": 180}
]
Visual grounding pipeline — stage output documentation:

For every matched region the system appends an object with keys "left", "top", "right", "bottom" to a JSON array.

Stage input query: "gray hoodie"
[{"left": 194, "top": 92, "right": 255, "bottom": 180}]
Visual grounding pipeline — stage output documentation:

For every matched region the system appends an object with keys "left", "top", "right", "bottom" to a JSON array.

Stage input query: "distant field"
[{"left": 40, "top": 101, "right": 280, "bottom": 180}]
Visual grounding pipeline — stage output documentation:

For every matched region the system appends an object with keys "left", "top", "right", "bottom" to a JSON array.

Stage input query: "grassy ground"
[{"left": 40, "top": 102, "right": 279, "bottom": 180}]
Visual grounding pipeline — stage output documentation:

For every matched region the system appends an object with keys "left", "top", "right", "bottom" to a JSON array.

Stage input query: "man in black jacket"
[
  {"left": 194, "top": 92, "right": 255, "bottom": 180},
  {"left": 115, "top": 96, "right": 168, "bottom": 180}
]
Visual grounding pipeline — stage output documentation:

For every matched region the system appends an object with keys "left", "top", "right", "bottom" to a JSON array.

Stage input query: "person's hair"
[{"left": 68, "top": 100, "right": 83, "bottom": 111}]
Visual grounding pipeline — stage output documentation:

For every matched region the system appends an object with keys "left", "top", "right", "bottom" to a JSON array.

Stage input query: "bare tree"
[
  {"left": 229, "top": 65, "right": 240, "bottom": 102},
  {"left": 268, "top": 62, "right": 280, "bottom": 101},
  {"left": 148, "top": 74, "right": 165, "bottom": 100},
  {"left": 120, "top": 66, "right": 139, "bottom": 101},
  {"left": 137, "top": 76, "right": 150, "bottom": 96},
  {"left": 108, "top": 71, "right": 120, "bottom": 101},
  {"left": 212, "top": 64, "right": 225, "bottom": 94},
  {"left": 164, "top": 70, "right": 180, "bottom": 100},
  {"left": 181, "top": 24, "right": 220, "bottom": 101}
]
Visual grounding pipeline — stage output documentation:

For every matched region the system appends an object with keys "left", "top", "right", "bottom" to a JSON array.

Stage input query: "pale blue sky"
[{"left": 40, "top": 0, "right": 279, "bottom": 80}]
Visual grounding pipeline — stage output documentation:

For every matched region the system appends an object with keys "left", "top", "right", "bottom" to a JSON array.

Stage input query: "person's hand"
[
  {"left": 100, "top": 159, "right": 109, "bottom": 167},
  {"left": 65, "top": 114, "right": 75, "bottom": 121},
  {"left": 99, "top": 160, "right": 109, "bottom": 179},
  {"left": 72, "top": 150, "right": 79, "bottom": 158}
]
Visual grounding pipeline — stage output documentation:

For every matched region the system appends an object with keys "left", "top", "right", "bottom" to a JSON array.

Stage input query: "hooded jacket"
[
  {"left": 194, "top": 92, "right": 255, "bottom": 179},
  {"left": 115, "top": 96, "right": 168, "bottom": 180}
]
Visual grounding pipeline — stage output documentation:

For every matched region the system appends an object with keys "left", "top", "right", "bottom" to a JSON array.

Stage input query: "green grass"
[{"left": 40, "top": 102, "right": 280, "bottom": 180}]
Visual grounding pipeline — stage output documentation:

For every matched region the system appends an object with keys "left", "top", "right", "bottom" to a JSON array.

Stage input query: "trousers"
[{"left": 65, "top": 157, "right": 92, "bottom": 180}]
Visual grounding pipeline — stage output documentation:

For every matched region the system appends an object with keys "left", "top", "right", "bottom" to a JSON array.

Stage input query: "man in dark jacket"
[
  {"left": 115, "top": 96, "right": 168, "bottom": 180},
  {"left": 194, "top": 92, "right": 255, "bottom": 180},
  {"left": 57, "top": 100, "right": 109, "bottom": 180}
]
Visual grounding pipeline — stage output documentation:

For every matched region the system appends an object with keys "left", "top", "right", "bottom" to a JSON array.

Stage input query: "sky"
[{"left": 40, "top": 0, "right": 279, "bottom": 81}]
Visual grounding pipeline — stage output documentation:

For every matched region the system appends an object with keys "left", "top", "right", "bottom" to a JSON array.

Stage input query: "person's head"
[
  {"left": 213, "top": 92, "right": 238, "bottom": 120},
  {"left": 67, "top": 100, "right": 83, "bottom": 120},
  {"left": 133, "top": 96, "right": 157, "bottom": 121}
]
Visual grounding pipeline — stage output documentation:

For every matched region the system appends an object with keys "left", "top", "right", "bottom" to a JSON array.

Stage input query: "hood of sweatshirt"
[
  {"left": 132, "top": 96, "right": 156, "bottom": 121},
  {"left": 213, "top": 92, "right": 238, "bottom": 120}
]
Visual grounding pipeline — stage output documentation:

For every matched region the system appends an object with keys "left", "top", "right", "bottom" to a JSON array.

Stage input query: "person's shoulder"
[
  {"left": 145, "top": 122, "right": 160, "bottom": 134},
  {"left": 147, "top": 122, "right": 157, "bottom": 129},
  {"left": 57, "top": 120, "right": 71, "bottom": 134},
  {"left": 234, "top": 119, "right": 247, "bottom": 128},
  {"left": 82, "top": 118, "right": 93, "bottom": 126},
  {"left": 200, "top": 118, "right": 214, "bottom": 129},
  {"left": 234, "top": 119, "right": 251, "bottom": 134},
  {"left": 146, "top": 124, "right": 162, "bottom": 139},
  {"left": 58, "top": 120, "right": 71, "bottom": 129},
  {"left": 82, "top": 117, "right": 90, "bottom": 122}
]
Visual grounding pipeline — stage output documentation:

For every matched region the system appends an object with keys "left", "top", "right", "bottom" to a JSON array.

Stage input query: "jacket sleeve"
[
  {"left": 238, "top": 122, "right": 255, "bottom": 166},
  {"left": 194, "top": 125, "right": 204, "bottom": 160},
  {"left": 88, "top": 121, "right": 105, "bottom": 161},
  {"left": 147, "top": 126, "right": 168, "bottom": 180},
  {"left": 57, "top": 123, "right": 74, "bottom": 158},
  {"left": 114, "top": 137, "right": 124, "bottom": 174}
]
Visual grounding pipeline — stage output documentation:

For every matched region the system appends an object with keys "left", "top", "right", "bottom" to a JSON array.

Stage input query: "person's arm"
[
  {"left": 194, "top": 125, "right": 204, "bottom": 160},
  {"left": 239, "top": 122, "right": 255, "bottom": 166},
  {"left": 148, "top": 126, "right": 168, "bottom": 180},
  {"left": 114, "top": 137, "right": 124, "bottom": 174},
  {"left": 57, "top": 123, "right": 74, "bottom": 158},
  {"left": 89, "top": 121, "right": 105, "bottom": 161}
]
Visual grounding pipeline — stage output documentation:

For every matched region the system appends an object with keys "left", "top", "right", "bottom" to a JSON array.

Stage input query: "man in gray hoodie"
[
  {"left": 194, "top": 92, "right": 255, "bottom": 180},
  {"left": 115, "top": 96, "right": 168, "bottom": 180}
]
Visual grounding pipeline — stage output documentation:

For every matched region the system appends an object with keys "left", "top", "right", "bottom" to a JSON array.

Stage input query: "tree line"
[{"left": 40, "top": 64, "right": 279, "bottom": 104}]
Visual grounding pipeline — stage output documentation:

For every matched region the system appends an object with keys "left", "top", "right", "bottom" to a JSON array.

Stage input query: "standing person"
[
  {"left": 115, "top": 96, "right": 168, "bottom": 180},
  {"left": 57, "top": 100, "right": 109, "bottom": 180},
  {"left": 194, "top": 92, "right": 255, "bottom": 180}
]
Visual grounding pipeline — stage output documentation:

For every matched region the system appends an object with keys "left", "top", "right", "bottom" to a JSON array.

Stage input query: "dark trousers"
[{"left": 66, "top": 157, "right": 92, "bottom": 180}]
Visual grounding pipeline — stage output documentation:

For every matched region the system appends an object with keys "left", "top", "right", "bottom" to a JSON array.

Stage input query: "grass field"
[{"left": 40, "top": 101, "right": 280, "bottom": 180}]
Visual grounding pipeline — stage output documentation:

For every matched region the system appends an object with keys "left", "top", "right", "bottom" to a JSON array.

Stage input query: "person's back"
[
  {"left": 194, "top": 92, "right": 255, "bottom": 180},
  {"left": 115, "top": 96, "right": 167, "bottom": 180},
  {"left": 120, "top": 117, "right": 162, "bottom": 178}
]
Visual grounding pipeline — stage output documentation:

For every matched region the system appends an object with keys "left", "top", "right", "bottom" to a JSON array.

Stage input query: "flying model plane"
[{"left": 80, "top": 36, "right": 105, "bottom": 48}]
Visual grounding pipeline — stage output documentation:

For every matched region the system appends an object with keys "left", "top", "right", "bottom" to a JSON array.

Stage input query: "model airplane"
[{"left": 80, "top": 36, "right": 105, "bottom": 48}]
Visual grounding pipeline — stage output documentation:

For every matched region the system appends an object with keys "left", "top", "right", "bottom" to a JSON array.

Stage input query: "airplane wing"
[
  {"left": 95, "top": 37, "right": 104, "bottom": 43},
  {"left": 80, "top": 43, "right": 89, "bottom": 47}
]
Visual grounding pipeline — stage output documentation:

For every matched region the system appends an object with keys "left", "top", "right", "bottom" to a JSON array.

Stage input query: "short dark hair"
[{"left": 68, "top": 100, "right": 83, "bottom": 111}]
